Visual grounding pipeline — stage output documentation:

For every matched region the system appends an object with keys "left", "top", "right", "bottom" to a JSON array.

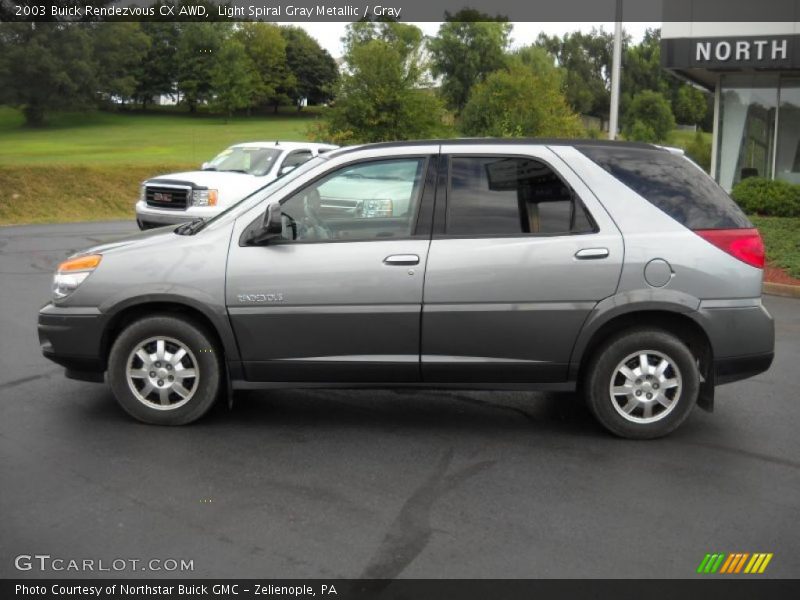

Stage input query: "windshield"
[
  {"left": 198, "top": 156, "right": 328, "bottom": 230},
  {"left": 206, "top": 146, "right": 282, "bottom": 176}
]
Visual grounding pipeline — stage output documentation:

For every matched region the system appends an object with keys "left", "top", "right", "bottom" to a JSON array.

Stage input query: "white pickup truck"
[{"left": 135, "top": 141, "right": 337, "bottom": 229}]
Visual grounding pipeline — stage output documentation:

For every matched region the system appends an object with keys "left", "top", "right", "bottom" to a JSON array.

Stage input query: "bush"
[
  {"left": 731, "top": 177, "right": 800, "bottom": 217},
  {"left": 623, "top": 90, "right": 675, "bottom": 143}
]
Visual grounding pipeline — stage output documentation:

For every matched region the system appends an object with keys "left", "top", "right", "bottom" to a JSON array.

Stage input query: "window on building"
[
  {"left": 716, "top": 74, "right": 778, "bottom": 190},
  {"left": 776, "top": 78, "right": 800, "bottom": 185}
]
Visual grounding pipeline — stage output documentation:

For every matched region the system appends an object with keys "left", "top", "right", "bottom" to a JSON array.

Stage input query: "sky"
[{"left": 290, "top": 22, "right": 661, "bottom": 58}]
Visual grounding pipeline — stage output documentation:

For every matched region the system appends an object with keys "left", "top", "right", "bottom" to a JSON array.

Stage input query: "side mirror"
[
  {"left": 246, "top": 203, "right": 283, "bottom": 245},
  {"left": 279, "top": 165, "right": 296, "bottom": 177},
  {"left": 263, "top": 202, "right": 283, "bottom": 234}
]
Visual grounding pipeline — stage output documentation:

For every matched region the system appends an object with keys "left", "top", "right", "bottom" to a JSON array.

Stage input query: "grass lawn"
[
  {"left": 668, "top": 129, "right": 712, "bottom": 147},
  {"left": 0, "top": 106, "right": 327, "bottom": 224},
  {"left": 750, "top": 216, "right": 800, "bottom": 280},
  {"left": 0, "top": 106, "right": 322, "bottom": 165}
]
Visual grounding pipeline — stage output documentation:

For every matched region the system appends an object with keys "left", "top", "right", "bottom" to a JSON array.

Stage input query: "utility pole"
[{"left": 608, "top": 0, "right": 623, "bottom": 140}]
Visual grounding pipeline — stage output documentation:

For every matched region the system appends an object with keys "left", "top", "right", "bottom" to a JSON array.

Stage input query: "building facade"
[{"left": 662, "top": 20, "right": 800, "bottom": 190}]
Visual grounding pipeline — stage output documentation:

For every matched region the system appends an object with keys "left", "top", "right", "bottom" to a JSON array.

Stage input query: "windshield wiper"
[
  {"left": 222, "top": 169, "right": 249, "bottom": 174},
  {"left": 202, "top": 166, "right": 217, "bottom": 171},
  {"left": 175, "top": 218, "right": 206, "bottom": 236}
]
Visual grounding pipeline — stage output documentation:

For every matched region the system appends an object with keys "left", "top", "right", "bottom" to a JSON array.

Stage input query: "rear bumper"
[
  {"left": 698, "top": 299, "right": 775, "bottom": 385},
  {"left": 714, "top": 352, "right": 774, "bottom": 385},
  {"left": 38, "top": 303, "right": 106, "bottom": 381}
]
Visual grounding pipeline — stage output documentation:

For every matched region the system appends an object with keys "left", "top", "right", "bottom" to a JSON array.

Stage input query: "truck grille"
[{"left": 146, "top": 185, "right": 190, "bottom": 210}]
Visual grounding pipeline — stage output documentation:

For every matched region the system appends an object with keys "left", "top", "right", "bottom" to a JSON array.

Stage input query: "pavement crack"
[
  {"left": 359, "top": 449, "right": 495, "bottom": 579},
  {"left": 0, "top": 370, "right": 60, "bottom": 391}
]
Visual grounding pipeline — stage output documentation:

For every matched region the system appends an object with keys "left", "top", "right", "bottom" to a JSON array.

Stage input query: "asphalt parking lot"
[{"left": 1, "top": 221, "right": 799, "bottom": 579}]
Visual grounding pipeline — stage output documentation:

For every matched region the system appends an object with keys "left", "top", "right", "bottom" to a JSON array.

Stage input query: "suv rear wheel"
[
  {"left": 108, "top": 315, "right": 221, "bottom": 425},
  {"left": 585, "top": 328, "right": 699, "bottom": 439}
]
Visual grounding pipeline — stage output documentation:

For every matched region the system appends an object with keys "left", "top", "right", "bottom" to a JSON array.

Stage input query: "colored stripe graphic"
[
  {"left": 710, "top": 554, "right": 725, "bottom": 573},
  {"left": 734, "top": 553, "right": 749, "bottom": 573},
  {"left": 697, "top": 554, "right": 712, "bottom": 573},
  {"left": 700, "top": 552, "right": 773, "bottom": 574},
  {"left": 759, "top": 553, "right": 774, "bottom": 573},
  {"left": 719, "top": 554, "right": 736, "bottom": 573}
]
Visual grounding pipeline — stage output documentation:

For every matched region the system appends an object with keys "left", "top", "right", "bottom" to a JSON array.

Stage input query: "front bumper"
[
  {"left": 38, "top": 303, "right": 107, "bottom": 382},
  {"left": 135, "top": 201, "right": 221, "bottom": 227}
]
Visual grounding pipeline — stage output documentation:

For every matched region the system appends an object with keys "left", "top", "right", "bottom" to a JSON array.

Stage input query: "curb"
[{"left": 764, "top": 282, "right": 800, "bottom": 298}]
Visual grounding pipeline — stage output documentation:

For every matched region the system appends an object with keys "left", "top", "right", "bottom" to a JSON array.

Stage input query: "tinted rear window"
[{"left": 578, "top": 146, "right": 752, "bottom": 229}]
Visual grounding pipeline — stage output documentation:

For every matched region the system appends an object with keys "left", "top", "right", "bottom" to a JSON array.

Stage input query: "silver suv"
[{"left": 38, "top": 140, "right": 774, "bottom": 439}]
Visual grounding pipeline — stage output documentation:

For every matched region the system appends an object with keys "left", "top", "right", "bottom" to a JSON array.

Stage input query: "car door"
[
  {"left": 226, "top": 153, "right": 438, "bottom": 383},
  {"left": 421, "top": 145, "right": 623, "bottom": 383}
]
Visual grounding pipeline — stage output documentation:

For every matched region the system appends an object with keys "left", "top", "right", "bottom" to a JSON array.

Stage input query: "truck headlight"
[
  {"left": 139, "top": 184, "right": 146, "bottom": 203},
  {"left": 53, "top": 254, "right": 102, "bottom": 300},
  {"left": 361, "top": 198, "right": 393, "bottom": 218},
  {"left": 192, "top": 189, "right": 218, "bottom": 207}
]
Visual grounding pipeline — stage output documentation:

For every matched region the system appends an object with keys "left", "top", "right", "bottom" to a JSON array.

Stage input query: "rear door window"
[
  {"left": 445, "top": 156, "right": 596, "bottom": 236},
  {"left": 578, "top": 146, "right": 752, "bottom": 229}
]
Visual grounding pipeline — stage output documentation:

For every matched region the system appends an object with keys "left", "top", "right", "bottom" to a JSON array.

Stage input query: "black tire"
[
  {"left": 108, "top": 315, "right": 222, "bottom": 425},
  {"left": 584, "top": 328, "right": 699, "bottom": 439}
]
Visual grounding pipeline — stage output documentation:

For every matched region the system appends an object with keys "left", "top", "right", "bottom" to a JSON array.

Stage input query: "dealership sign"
[
  {"left": 695, "top": 38, "right": 789, "bottom": 63},
  {"left": 663, "top": 35, "right": 800, "bottom": 70}
]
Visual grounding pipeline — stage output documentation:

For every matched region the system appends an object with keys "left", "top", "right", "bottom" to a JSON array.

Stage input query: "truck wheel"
[
  {"left": 585, "top": 328, "right": 699, "bottom": 439},
  {"left": 108, "top": 315, "right": 221, "bottom": 425}
]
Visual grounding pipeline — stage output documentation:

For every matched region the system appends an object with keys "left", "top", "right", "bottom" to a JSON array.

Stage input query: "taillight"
[{"left": 694, "top": 228, "right": 765, "bottom": 269}]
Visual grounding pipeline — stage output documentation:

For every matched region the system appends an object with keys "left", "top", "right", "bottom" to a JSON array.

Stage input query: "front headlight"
[
  {"left": 362, "top": 198, "right": 393, "bottom": 218},
  {"left": 53, "top": 254, "right": 102, "bottom": 300},
  {"left": 139, "top": 184, "right": 146, "bottom": 203},
  {"left": 192, "top": 189, "right": 218, "bottom": 207}
]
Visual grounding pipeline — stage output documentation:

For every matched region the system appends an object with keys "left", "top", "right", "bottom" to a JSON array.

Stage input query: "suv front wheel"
[
  {"left": 585, "top": 328, "right": 700, "bottom": 439},
  {"left": 108, "top": 315, "right": 221, "bottom": 425}
]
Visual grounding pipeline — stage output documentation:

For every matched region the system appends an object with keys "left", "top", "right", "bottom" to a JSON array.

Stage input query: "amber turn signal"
[{"left": 58, "top": 254, "right": 102, "bottom": 272}]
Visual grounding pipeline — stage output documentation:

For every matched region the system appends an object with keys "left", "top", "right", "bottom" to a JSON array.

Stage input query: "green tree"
[
  {"left": 280, "top": 26, "right": 338, "bottom": 108},
  {"left": 235, "top": 23, "right": 294, "bottom": 113},
  {"left": 316, "top": 23, "right": 446, "bottom": 144},
  {"left": 620, "top": 28, "right": 670, "bottom": 116},
  {"left": 536, "top": 28, "right": 620, "bottom": 118},
  {"left": 342, "top": 20, "right": 428, "bottom": 79},
  {"left": 134, "top": 21, "right": 180, "bottom": 109},
  {"left": 621, "top": 28, "right": 709, "bottom": 129},
  {"left": 0, "top": 23, "right": 96, "bottom": 126},
  {"left": 461, "top": 59, "right": 583, "bottom": 138},
  {"left": 175, "top": 22, "right": 229, "bottom": 113},
  {"left": 91, "top": 23, "right": 151, "bottom": 106},
  {"left": 210, "top": 38, "right": 258, "bottom": 120},
  {"left": 428, "top": 10, "right": 512, "bottom": 113},
  {"left": 623, "top": 90, "right": 676, "bottom": 143},
  {"left": 674, "top": 85, "right": 708, "bottom": 126}
]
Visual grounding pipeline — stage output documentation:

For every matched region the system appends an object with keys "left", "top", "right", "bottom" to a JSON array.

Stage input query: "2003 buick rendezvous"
[{"left": 38, "top": 140, "right": 774, "bottom": 438}]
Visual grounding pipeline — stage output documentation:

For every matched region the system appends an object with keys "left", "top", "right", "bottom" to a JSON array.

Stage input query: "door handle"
[
  {"left": 383, "top": 254, "right": 420, "bottom": 265},
  {"left": 575, "top": 248, "right": 609, "bottom": 260}
]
